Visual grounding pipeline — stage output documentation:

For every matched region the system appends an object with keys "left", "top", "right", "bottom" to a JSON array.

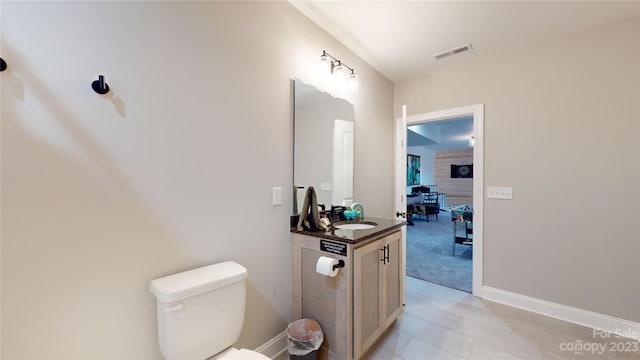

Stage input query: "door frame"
[{"left": 395, "top": 104, "right": 484, "bottom": 296}]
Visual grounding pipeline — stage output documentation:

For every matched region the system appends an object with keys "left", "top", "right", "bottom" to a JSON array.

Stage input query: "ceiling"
[
  {"left": 290, "top": 1, "right": 640, "bottom": 83},
  {"left": 408, "top": 116, "right": 473, "bottom": 151}
]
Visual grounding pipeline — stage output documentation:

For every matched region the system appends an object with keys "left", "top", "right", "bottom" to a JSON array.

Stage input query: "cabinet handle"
[{"left": 380, "top": 245, "right": 389, "bottom": 264}]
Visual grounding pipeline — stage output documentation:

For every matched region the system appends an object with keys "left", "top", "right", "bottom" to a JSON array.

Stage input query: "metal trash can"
[{"left": 286, "top": 319, "right": 323, "bottom": 360}]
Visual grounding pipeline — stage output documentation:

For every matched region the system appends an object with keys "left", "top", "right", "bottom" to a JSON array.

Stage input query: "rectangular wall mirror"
[{"left": 293, "top": 78, "right": 355, "bottom": 215}]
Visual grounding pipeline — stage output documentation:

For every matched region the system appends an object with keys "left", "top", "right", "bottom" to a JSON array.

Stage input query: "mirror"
[{"left": 293, "top": 79, "right": 355, "bottom": 214}]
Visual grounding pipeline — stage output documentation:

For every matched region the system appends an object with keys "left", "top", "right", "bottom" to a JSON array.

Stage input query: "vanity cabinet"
[
  {"left": 353, "top": 231, "right": 403, "bottom": 359},
  {"left": 292, "top": 226, "right": 404, "bottom": 360}
]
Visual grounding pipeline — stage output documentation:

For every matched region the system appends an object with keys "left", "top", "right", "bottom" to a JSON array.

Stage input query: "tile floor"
[{"left": 364, "top": 277, "right": 640, "bottom": 360}]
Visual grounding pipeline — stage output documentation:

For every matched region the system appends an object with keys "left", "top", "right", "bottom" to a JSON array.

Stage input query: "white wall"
[
  {"left": 395, "top": 18, "right": 640, "bottom": 322},
  {"left": 0, "top": 1, "right": 393, "bottom": 358}
]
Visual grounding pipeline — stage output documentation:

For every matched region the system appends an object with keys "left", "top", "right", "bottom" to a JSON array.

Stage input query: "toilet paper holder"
[{"left": 333, "top": 259, "right": 345, "bottom": 271}]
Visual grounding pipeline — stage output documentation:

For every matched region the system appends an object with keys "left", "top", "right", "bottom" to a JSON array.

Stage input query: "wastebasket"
[{"left": 286, "top": 319, "right": 323, "bottom": 360}]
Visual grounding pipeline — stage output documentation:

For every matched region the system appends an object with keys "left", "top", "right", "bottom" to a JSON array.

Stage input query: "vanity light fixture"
[
  {"left": 320, "top": 51, "right": 332, "bottom": 72},
  {"left": 333, "top": 60, "right": 345, "bottom": 76},
  {"left": 348, "top": 69, "right": 359, "bottom": 92},
  {"left": 320, "top": 50, "right": 358, "bottom": 92}
]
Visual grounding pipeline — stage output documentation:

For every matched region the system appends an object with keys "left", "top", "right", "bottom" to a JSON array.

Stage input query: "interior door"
[
  {"left": 394, "top": 105, "right": 407, "bottom": 220},
  {"left": 332, "top": 119, "right": 354, "bottom": 206},
  {"left": 394, "top": 105, "right": 407, "bottom": 305},
  {"left": 397, "top": 104, "right": 485, "bottom": 296}
]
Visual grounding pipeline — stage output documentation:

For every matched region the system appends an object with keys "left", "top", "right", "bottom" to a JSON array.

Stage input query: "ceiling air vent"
[{"left": 433, "top": 43, "right": 473, "bottom": 60}]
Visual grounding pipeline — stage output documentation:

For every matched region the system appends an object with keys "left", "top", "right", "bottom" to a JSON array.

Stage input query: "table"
[{"left": 444, "top": 205, "right": 473, "bottom": 255}]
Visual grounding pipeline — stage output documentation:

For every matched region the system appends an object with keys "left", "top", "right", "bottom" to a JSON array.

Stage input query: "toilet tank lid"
[{"left": 149, "top": 261, "right": 247, "bottom": 303}]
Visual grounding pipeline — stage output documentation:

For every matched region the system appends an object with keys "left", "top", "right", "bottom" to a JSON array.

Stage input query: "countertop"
[{"left": 290, "top": 217, "right": 407, "bottom": 244}]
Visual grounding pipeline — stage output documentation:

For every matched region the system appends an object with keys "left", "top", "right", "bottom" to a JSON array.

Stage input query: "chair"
[
  {"left": 413, "top": 205, "right": 426, "bottom": 218},
  {"left": 420, "top": 187, "right": 440, "bottom": 222},
  {"left": 406, "top": 194, "right": 422, "bottom": 225},
  {"left": 423, "top": 192, "right": 439, "bottom": 221},
  {"left": 411, "top": 185, "right": 441, "bottom": 222}
]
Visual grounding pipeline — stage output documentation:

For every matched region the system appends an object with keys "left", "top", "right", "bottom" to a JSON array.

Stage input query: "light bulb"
[
  {"left": 349, "top": 71, "right": 359, "bottom": 92},
  {"left": 333, "top": 61, "right": 345, "bottom": 76},
  {"left": 320, "top": 53, "right": 331, "bottom": 74}
]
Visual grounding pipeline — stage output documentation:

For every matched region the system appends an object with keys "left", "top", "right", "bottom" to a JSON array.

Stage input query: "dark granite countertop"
[{"left": 290, "top": 217, "right": 407, "bottom": 244}]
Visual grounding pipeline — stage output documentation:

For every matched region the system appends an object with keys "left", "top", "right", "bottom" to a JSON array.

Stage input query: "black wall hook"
[
  {"left": 92, "top": 75, "right": 110, "bottom": 94},
  {"left": 0, "top": 58, "right": 7, "bottom": 72}
]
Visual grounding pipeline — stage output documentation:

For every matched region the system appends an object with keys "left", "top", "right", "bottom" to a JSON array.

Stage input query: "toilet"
[{"left": 149, "top": 261, "right": 270, "bottom": 360}]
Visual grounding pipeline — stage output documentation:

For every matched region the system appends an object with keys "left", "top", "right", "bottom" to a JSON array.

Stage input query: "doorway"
[
  {"left": 406, "top": 117, "right": 473, "bottom": 292},
  {"left": 395, "top": 104, "right": 484, "bottom": 296}
]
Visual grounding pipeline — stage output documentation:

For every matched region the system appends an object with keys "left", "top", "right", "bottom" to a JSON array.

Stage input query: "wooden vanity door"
[
  {"left": 382, "top": 231, "right": 403, "bottom": 328},
  {"left": 353, "top": 239, "right": 384, "bottom": 359}
]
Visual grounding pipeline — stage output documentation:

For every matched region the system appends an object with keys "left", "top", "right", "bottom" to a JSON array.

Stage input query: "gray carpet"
[{"left": 406, "top": 211, "right": 472, "bottom": 293}]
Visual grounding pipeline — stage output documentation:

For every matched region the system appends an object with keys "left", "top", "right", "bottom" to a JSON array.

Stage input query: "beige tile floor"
[{"left": 364, "top": 277, "right": 640, "bottom": 360}]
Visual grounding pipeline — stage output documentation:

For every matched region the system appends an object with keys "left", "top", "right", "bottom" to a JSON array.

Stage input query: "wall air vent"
[{"left": 433, "top": 43, "right": 473, "bottom": 60}]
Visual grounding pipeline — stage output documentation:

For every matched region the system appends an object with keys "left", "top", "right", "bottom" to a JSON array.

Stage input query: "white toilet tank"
[{"left": 149, "top": 261, "right": 248, "bottom": 360}]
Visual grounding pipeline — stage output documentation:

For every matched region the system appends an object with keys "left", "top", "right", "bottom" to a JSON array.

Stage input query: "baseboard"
[
  {"left": 482, "top": 286, "right": 640, "bottom": 341},
  {"left": 254, "top": 331, "right": 287, "bottom": 359}
]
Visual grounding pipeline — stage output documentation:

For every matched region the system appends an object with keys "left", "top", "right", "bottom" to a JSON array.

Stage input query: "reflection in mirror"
[{"left": 293, "top": 79, "right": 355, "bottom": 215}]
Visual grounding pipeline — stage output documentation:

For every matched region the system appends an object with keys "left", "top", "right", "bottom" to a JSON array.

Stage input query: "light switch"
[
  {"left": 320, "top": 182, "right": 332, "bottom": 191},
  {"left": 272, "top": 187, "right": 282, "bottom": 206},
  {"left": 487, "top": 186, "right": 513, "bottom": 200}
]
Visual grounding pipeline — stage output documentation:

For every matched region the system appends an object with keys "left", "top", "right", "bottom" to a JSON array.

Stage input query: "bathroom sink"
[{"left": 334, "top": 222, "right": 377, "bottom": 230}]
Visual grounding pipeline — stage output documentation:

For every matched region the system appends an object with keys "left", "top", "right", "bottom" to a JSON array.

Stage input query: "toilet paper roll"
[{"left": 316, "top": 256, "right": 339, "bottom": 277}]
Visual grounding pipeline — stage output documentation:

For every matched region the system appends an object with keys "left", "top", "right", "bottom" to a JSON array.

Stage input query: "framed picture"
[
  {"left": 407, "top": 154, "right": 421, "bottom": 185},
  {"left": 451, "top": 164, "right": 473, "bottom": 178}
]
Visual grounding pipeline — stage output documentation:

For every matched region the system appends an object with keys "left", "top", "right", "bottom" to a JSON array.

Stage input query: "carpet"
[{"left": 406, "top": 211, "right": 472, "bottom": 293}]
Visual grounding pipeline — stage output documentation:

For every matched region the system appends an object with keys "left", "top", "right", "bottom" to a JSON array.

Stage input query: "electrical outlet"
[
  {"left": 487, "top": 186, "right": 513, "bottom": 200},
  {"left": 272, "top": 187, "right": 282, "bottom": 205}
]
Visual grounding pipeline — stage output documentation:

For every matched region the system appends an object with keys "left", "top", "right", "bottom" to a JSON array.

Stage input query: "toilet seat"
[{"left": 213, "top": 347, "right": 270, "bottom": 359}]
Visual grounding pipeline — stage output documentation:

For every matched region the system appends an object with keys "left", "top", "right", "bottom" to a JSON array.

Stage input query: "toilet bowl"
[{"left": 149, "top": 261, "right": 269, "bottom": 360}]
